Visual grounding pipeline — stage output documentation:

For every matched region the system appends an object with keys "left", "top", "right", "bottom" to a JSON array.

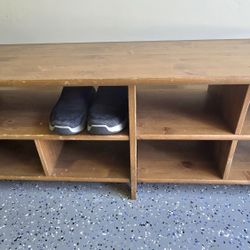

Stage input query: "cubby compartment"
[
  {"left": 228, "top": 141, "right": 250, "bottom": 183},
  {"left": 138, "top": 140, "right": 230, "bottom": 183},
  {"left": 0, "top": 87, "right": 129, "bottom": 140},
  {"left": 35, "top": 140, "right": 130, "bottom": 183},
  {"left": 137, "top": 84, "right": 248, "bottom": 140},
  {"left": 0, "top": 140, "right": 45, "bottom": 179},
  {"left": 0, "top": 87, "right": 60, "bottom": 138}
]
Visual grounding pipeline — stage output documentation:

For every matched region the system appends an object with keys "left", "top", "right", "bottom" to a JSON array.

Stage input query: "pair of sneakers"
[{"left": 49, "top": 86, "right": 128, "bottom": 135}]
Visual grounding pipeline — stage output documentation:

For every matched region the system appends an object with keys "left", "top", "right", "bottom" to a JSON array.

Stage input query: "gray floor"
[{"left": 0, "top": 182, "right": 249, "bottom": 250}]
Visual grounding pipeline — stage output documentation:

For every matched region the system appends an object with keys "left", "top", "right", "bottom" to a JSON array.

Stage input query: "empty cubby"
[
  {"left": 35, "top": 140, "right": 130, "bottom": 183},
  {"left": 0, "top": 140, "right": 45, "bottom": 179},
  {"left": 138, "top": 140, "right": 234, "bottom": 183},
  {"left": 137, "top": 84, "right": 249, "bottom": 140}
]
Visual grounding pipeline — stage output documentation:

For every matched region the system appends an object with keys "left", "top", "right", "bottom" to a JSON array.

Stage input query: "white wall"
[{"left": 1, "top": 0, "right": 250, "bottom": 44}]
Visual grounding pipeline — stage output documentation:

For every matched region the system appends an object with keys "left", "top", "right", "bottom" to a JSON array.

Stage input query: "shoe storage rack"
[{"left": 1, "top": 39, "right": 250, "bottom": 199}]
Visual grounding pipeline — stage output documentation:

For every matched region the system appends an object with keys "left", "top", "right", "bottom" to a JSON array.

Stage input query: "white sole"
[
  {"left": 49, "top": 123, "right": 84, "bottom": 134},
  {"left": 87, "top": 120, "right": 127, "bottom": 133}
]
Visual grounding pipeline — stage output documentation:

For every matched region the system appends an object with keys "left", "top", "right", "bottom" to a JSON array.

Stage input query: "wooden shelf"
[
  {"left": 1, "top": 40, "right": 250, "bottom": 86},
  {"left": 228, "top": 141, "right": 250, "bottom": 183},
  {"left": 0, "top": 140, "right": 45, "bottom": 179},
  {"left": 47, "top": 141, "right": 130, "bottom": 183},
  {"left": 137, "top": 86, "right": 233, "bottom": 140},
  {"left": 138, "top": 141, "right": 222, "bottom": 183},
  {"left": 0, "top": 88, "right": 129, "bottom": 141}
]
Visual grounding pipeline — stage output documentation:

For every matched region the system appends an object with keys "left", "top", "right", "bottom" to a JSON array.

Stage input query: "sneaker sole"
[
  {"left": 87, "top": 120, "right": 127, "bottom": 135},
  {"left": 49, "top": 123, "right": 85, "bottom": 135}
]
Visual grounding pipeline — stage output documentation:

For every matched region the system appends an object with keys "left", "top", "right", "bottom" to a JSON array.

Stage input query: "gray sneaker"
[
  {"left": 87, "top": 86, "right": 128, "bottom": 135},
  {"left": 49, "top": 87, "right": 95, "bottom": 135}
]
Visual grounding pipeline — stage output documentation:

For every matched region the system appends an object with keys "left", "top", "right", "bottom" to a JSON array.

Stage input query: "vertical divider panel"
[
  {"left": 208, "top": 85, "right": 250, "bottom": 134},
  {"left": 209, "top": 85, "right": 250, "bottom": 179},
  {"left": 222, "top": 140, "right": 239, "bottom": 179},
  {"left": 35, "top": 140, "right": 63, "bottom": 176},
  {"left": 214, "top": 140, "right": 238, "bottom": 179},
  {"left": 128, "top": 85, "right": 137, "bottom": 200}
]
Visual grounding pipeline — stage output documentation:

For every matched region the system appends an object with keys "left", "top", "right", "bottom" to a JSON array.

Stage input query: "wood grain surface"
[{"left": 1, "top": 39, "right": 250, "bottom": 86}]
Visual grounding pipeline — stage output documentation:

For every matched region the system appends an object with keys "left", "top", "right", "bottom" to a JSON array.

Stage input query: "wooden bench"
[{"left": 1, "top": 39, "right": 250, "bottom": 199}]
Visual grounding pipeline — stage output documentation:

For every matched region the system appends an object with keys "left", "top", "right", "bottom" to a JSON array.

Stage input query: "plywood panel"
[
  {"left": 1, "top": 40, "right": 250, "bottom": 86},
  {"left": 214, "top": 140, "right": 238, "bottom": 178},
  {"left": 242, "top": 109, "right": 250, "bottom": 135},
  {"left": 228, "top": 141, "right": 250, "bottom": 182},
  {"left": 35, "top": 140, "right": 63, "bottom": 176},
  {"left": 128, "top": 85, "right": 137, "bottom": 199}
]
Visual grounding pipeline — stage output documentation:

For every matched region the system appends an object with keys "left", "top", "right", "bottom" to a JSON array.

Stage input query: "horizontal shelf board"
[
  {"left": 1, "top": 40, "right": 250, "bottom": 85},
  {"left": 137, "top": 87, "right": 233, "bottom": 139},
  {"left": 0, "top": 176, "right": 129, "bottom": 183},
  {"left": 0, "top": 132, "right": 129, "bottom": 141},
  {"left": 138, "top": 141, "right": 222, "bottom": 183},
  {"left": 0, "top": 88, "right": 129, "bottom": 140},
  {"left": 50, "top": 141, "right": 130, "bottom": 182},
  {"left": 0, "top": 140, "right": 45, "bottom": 177},
  {"left": 138, "top": 179, "right": 250, "bottom": 185},
  {"left": 228, "top": 141, "right": 250, "bottom": 182},
  {"left": 138, "top": 135, "right": 241, "bottom": 141}
]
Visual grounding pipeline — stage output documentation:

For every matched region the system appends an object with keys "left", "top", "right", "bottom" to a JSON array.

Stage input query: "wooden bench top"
[{"left": 0, "top": 39, "right": 250, "bottom": 86}]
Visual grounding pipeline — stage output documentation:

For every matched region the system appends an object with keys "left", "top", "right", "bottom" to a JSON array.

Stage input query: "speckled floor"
[{"left": 0, "top": 182, "right": 249, "bottom": 250}]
